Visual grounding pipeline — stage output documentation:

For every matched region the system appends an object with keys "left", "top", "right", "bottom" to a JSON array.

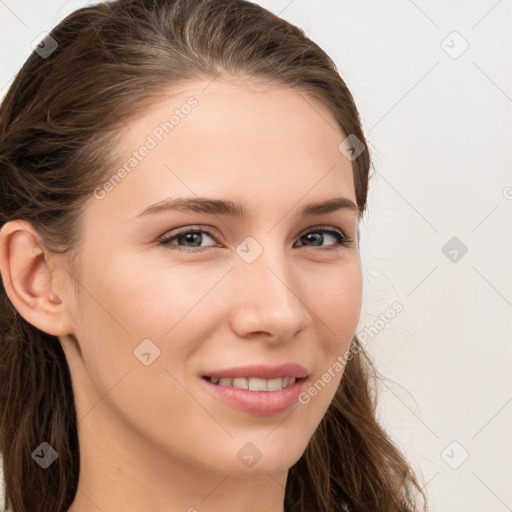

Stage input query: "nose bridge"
[{"left": 230, "top": 235, "right": 309, "bottom": 336}]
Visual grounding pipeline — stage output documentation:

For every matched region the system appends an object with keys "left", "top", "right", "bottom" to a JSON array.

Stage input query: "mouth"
[
  {"left": 200, "top": 374, "right": 309, "bottom": 416},
  {"left": 201, "top": 375, "right": 307, "bottom": 391}
]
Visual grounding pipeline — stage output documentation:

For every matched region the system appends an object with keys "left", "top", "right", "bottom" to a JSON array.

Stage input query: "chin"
[{"left": 227, "top": 441, "right": 306, "bottom": 478}]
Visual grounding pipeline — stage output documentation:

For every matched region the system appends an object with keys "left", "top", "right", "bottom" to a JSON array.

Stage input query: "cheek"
[
  {"left": 74, "top": 254, "right": 230, "bottom": 380},
  {"left": 69, "top": 257, "right": 226, "bottom": 458},
  {"left": 79, "top": 248, "right": 223, "bottom": 333},
  {"left": 306, "top": 259, "right": 362, "bottom": 344},
  {"left": 299, "top": 261, "right": 361, "bottom": 405},
  {"left": 322, "top": 277, "right": 362, "bottom": 326}
]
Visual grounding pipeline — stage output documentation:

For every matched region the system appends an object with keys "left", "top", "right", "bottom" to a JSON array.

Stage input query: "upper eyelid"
[
  {"left": 160, "top": 224, "right": 350, "bottom": 241},
  {"left": 163, "top": 223, "right": 347, "bottom": 233}
]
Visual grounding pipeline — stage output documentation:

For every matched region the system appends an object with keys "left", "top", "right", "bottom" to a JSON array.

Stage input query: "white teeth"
[
  {"left": 232, "top": 377, "right": 249, "bottom": 389},
  {"left": 208, "top": 376, "right": 297, "bottom": 391},
  {"left": 249, "top": 377, "right": 268, "bottom": 391},
  {"left": 266, "top": 378, "right": 283, "bottom": 391}
]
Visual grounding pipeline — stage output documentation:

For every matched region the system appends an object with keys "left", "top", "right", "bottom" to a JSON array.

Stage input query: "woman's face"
[{"left": 58, "top": 76, "right": 362, "bottom": 479}]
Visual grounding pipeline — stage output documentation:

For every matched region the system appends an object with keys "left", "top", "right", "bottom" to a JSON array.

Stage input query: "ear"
[{"left": 0, "top": 220, "right": 75, "bottom": 337}]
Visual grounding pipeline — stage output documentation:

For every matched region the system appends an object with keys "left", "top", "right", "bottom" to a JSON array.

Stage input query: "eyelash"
[{"left": 158, "top": 225, "right": 352, "bottom": 253}]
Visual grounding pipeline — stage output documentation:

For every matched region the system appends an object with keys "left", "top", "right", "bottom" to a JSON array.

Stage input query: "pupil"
[
  {"left": 183, "top": 233, "right": 201, "bottom": 247},
  {"left": 305, "top": 233, "right": 322, "bottom": 246}
]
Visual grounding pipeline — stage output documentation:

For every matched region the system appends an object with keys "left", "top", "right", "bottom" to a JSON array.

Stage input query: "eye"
[
  {"left": 158, "top": 226, "right": 219, "bottom": 253},
  {"left": 295, "top": 226, "right": 352, "bottom": 251},
  {"left": 158, "top": 225, "right": 352, "bottom": 253}
]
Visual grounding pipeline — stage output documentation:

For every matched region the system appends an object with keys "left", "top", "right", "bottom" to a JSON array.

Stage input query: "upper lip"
[{"left": 203, "top": 363, "right": 309, "bottom": 380}]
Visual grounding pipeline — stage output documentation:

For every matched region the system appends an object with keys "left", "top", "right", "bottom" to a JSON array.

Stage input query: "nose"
[{"left": 228, "top": 242, "right": 310, "bottom": 343}]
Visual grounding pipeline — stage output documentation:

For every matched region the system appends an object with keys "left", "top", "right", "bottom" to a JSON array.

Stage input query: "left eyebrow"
[{"left": 131, "top": 196, "right": 358, "bottom": 220}]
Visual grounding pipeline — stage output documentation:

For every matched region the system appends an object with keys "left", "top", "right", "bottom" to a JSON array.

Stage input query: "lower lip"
[{"left": 200, "top": 377, "right": 308, "bottom": 416}]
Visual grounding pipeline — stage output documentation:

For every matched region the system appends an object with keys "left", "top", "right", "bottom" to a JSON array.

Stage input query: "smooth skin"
[{"left": 0, "top": 75, "right": 363, "bottom": 512}]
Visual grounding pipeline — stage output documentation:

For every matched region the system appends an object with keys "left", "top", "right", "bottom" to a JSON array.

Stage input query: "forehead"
[{"left": 85, "top": 76, "right": 356, "bottom": 225}]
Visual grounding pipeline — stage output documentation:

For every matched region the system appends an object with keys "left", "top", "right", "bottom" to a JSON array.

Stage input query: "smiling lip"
[
  {"left": 200, "top": 363, "right": 309, "bottom": 416},
  {"left": 200, "top": 375, "right": 307, "bottom": 416},
  {"left": 202, "top": 363, "right": 309, "bottom": 380}
]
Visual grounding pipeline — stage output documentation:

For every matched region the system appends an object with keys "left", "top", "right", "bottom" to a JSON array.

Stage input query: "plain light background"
[{"left": 1, "top": 1, "right": 511, "bottom": 511}]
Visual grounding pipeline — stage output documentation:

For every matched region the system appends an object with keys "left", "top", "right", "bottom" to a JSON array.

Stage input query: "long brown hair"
[{"left": 0, "top": 1, "right": 428, "bottom": 511}]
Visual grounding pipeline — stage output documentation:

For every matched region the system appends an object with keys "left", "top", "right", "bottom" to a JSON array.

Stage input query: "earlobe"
[{"left": 0, "top": 220, "right": 74, "bottom": 336}]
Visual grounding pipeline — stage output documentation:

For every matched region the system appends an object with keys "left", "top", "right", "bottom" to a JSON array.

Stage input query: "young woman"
[{"left": 0, "top": 1, "right": 428, "bottom": 511}]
